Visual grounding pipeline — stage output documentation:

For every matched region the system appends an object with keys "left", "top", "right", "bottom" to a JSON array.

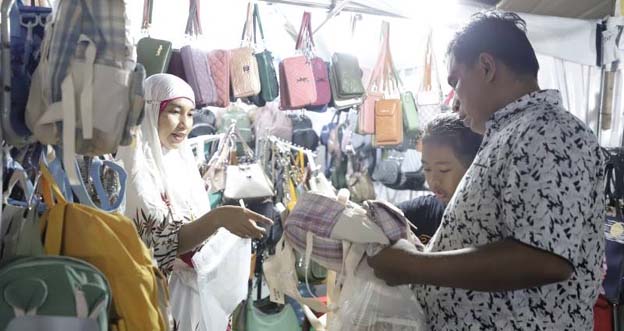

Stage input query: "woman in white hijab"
[{"left": 117, "top": 74, "right": 270, "bottom": 330}]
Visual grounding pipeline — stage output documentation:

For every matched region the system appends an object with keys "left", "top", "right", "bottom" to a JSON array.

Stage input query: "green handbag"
[
  {"left": 295, "top": 251, "right": 328, "bottom": 285},
  {"left": 136, "top": 0, "right": 172, "bottom": 77},
  {"left": 331, "top": 53, "right": 365, "bottom": 98},
  {"left": 401, "top": 91, "right": 420, "bottom": 134},
  {"left": 252, "top": 4, "right": 279, "bottom": 104},
  {"left": 246, "top": 301, "right": 300, "bottom": 331}
]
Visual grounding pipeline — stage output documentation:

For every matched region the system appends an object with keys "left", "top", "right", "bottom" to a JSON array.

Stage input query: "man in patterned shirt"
[{"left": 369, "top": 10, "right": 606, "bottom": 330}]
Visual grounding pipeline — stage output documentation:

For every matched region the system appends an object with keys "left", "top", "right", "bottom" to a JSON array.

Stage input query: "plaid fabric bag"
[
  {"left": 284, "top": 192, "right": 413, "bottom": 272},
  {"left": 26, "top": 0, "right": 142, "bottom": 188}
]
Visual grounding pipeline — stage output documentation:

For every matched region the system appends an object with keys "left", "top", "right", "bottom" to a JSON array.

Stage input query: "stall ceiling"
[{"left": 496, "top": 0, "right": 614, "bottom": 19}]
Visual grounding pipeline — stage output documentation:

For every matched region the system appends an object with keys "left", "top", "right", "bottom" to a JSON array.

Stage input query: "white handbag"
[
  {"left": 223, "top": 163, "right": 274, "bottom": 201},
  {"left": 222, "top": 126, "right": 274, "bottom": 201}
]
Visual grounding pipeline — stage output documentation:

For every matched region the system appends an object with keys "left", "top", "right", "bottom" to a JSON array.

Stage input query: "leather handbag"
[
  {"left": 207, "top": 49, "right": 231, "bottom": 107},
  {"left": 279, "top": 12, "right": 317, "bottom": 109},
  {"left": 167, "top": 49, "right": 186, "bottom": 81},
  {"left": 329, "top": 61, "right": 363, "bottom": 111},
  {"left": 136, "top": 37, "right": 172, "bottom": 78},
  {"left": 223, "top": 127, "right": 274, "bottom": 202},
  {"left": 401, "top": 90, "right": 419, "bottom": 134},
  {"left": 180, "top": 45, "right": 217, "bottom": 107},
  {"left": 279, "top": 57, "right": 316, "bottom": 109},
  {"left": 231, "top": 3, "right": 262, "bottom": 98},
  {"left": 330, "top": 53, "right": 365, "bottom": 99},
  {"left": 308, "top": 58, "right": 332, "bottom": 110},
  {"left": 373, "top": 22, "right": 403, "bottom": 147},
  {"left": 251, "top": 4, "right": 279, "bottom": 104},
  {"left": 136, "top": 0, "right": 172, "bottom": 77}
]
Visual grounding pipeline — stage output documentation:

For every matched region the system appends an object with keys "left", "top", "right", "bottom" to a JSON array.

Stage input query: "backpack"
[
  {"left": 3, "top": 1, "right": 52, "bottom": 147},
  {"left": 189, "top": 108, "right": 217, "bottom": 138},
  {"left": 290, "top": 114, "right": 318, "bottom": 151},
  {"left": 39, "top": 165, "right": 169, "bottom": 331},
  {"left": 0, "top": 256, "right": 111, "bottom": 331},
  {"left": 26, "top": 0, "right": 144, "bottom": 185}
]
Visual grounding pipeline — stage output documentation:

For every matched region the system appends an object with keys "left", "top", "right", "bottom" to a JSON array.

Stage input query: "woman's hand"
[{"left": 214, "top": 205, "right": 273, "bottom": 239}]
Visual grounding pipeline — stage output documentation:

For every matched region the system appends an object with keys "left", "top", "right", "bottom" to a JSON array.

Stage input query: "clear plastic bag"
[{"left": 332, "top": 240, "right": 427, "bottom": 331}]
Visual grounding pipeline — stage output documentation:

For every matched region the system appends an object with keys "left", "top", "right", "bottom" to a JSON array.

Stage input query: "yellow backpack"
[{"left": 39, "top": 165, "right": 169, "bottom": 331}]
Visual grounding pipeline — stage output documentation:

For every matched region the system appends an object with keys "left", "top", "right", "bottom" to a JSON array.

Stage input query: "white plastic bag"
[
  {"left": 192, "top": 229, "right": 251, "bottom": 331},
  {"left": 332, "top": 240, "right": 427, "bottom": 331}
]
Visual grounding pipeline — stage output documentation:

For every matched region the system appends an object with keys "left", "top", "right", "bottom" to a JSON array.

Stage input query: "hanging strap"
[
  {"left": 240, "top": 1, "right": 254, "bottom": 47},
  {"left": 252, "top": 3, "right": 266, "bottom": 46},
  {"left": 39, "top": 164, "right": 67, "bottom": 256},
  {"left": 185, "top": 0, "right": 202, "bottom": 37},
  {"left": 141, "top": 0, "right": 153, "bottom": 31},
  {"left": 61, "top": 35, "right": 96, "bottom": 187}
]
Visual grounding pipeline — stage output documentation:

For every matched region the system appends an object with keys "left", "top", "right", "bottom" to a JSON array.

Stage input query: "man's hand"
[{"left": 367, "top": 246, "right": 420, "bottom": 286}]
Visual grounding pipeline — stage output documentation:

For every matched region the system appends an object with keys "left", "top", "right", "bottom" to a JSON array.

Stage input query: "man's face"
[{"left": 447, "top": 55, "right": 491, "bottom": 134}]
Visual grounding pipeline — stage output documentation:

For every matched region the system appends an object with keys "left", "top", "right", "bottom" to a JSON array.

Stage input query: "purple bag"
[
  {"left": 307, "top": 58, "right": 331, "bottom": 110},
  {"left": 180, "top": 45, "right": 217, "bottom": 107}
]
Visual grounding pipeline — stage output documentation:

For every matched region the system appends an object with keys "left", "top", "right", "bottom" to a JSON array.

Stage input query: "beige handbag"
[{"left": 230, "top": 3, "right": 261, "bottom": 98}]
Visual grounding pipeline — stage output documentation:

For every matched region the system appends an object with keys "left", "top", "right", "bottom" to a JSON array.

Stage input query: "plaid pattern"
[
  {"left": 284, "top": 192, "right": 345, "bottom": 271},
  {"left": 45, "top": 0, "right": 133, "bottom": 102},
  {"left": 365, "top": 200, "right": 409, "bottom": 243}
]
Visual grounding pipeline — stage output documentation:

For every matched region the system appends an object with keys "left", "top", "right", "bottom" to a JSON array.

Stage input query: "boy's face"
[{"left": 422, "top": 142, "right": 468, "bottom": 204}]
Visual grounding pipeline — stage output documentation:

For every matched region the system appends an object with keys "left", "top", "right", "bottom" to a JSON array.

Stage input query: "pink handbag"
[
  {"left": 295, "top": 14, "right": 331, "bottom": 108},
  {"left": 280, "top": 56, "right": 316, "bottom": 109},
  {"left": 207, "top": 50, "right": 231, "bottom": 108},
  {"left": 279, "top": 12, "right": 318, "bottom": 110}
]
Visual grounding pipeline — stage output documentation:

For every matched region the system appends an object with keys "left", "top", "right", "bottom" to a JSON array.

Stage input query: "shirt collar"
[{"left": 486, "top": 89, "right": 562, "bottom": 131}]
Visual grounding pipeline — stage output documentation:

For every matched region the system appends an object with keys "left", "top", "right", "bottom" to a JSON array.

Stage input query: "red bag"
[{"left": 594, "top": 294, "right": 614, "bottom": 331}]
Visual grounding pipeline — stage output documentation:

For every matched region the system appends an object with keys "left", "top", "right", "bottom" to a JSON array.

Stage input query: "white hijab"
[{"left": 117, "top": 74, "right": 210, "bottom": 221}]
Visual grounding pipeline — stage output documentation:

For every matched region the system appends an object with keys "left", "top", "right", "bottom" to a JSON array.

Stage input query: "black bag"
[
  {"left": 290, "top": 114, "right": 319, "bottom": 151},
  {"left": 247, "top": 200, "right": 283, "bottom": 254}
]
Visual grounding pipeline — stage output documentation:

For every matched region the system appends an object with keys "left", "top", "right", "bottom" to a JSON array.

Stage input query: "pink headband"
[{"left": 159, "top": 97, "right": 194, "bottom": 113}]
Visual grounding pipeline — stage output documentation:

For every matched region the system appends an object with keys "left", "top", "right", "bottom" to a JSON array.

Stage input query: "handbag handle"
[
  {"left": 295, "top": 11, "right": 316, "bottom": 59},
  {"left": 240, "top": 1, "right": 254, "bottom": 47},
  {"left": 226, "top": 123, "right": 255, "bottom": 161},
  {"left": 141, "top": 0, "right": 153, "bottom": 32},
  {"left": 185, "top": 0, "right": 202, "bottom": 37},
  {"left": 252, "top": 3, "right": 266, "bottom": 47}
]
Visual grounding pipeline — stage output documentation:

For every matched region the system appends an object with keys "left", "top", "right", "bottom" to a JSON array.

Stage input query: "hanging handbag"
[
  {"left": 223, "top": 127, "right": 274, "bottom": 202},
  {"left": 358, "top": 24, "right": 389, "bottom": 135},
  {"left": 251, "top": 4, "right": 279, "bottom": 105},
  {"left": 207, "top": 50, "right": 231, "bottom": 108},
  {"left": 279, "top": 12, "right": 317, "bottom": 110},
  {"left": 136, "top": 0, "right": 172, "bottom": 78},
  {"left": 374, "top": 22, "right": 403, "bottom": 147},
  {"left": 330, "top": 53, "right": 365, "bottom": 98},
  {"left": 295, "top": 12, "right": 331, "bottom": 109},
  {"left": 231, "top": 3, "right": 262, "bottom": 98}
]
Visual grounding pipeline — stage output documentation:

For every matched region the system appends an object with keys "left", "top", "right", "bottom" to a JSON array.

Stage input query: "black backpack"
[{"left": 289, "top": 114, "right": 319, "bottom": 151}]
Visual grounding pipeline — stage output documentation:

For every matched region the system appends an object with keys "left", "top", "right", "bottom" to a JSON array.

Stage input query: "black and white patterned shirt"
[{"left": 420, "top": 90, "right": 606, "bottom": 330}]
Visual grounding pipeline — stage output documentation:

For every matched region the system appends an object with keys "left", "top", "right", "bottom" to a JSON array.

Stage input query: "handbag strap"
[
  {"left": 185, "top": 0, "right": 202, "bottom": 37},
  {"left": 240, "top": 2, "right": 254, "bottom": 47},
  {"left": 295, "top": 11, "right": 315, "bottom": 57},
  {"left": 141, "top": 0, "right": 153, "bottom": 31},
  {"left": 252, "top": 3, "right": 266, "bottom": 46}
]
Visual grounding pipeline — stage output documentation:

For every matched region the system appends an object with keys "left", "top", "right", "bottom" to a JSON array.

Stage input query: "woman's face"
[
  {"left": 158, "top": 98, "right": 195, "bottom": 150},
  {"left": 422, "top": 142, "right": 468, "bottom": 204}
]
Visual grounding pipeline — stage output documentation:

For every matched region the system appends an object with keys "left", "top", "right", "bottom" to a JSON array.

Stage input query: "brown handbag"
[{"left": 374, "top": 22, "right": 403, "bottom": 147}]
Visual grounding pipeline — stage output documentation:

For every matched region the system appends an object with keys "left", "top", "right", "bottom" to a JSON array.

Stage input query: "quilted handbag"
[
  {"left": 207, "top": 49, "right": 231, "bottom": 108},
  {"left": 180, "top": 45, "right": 217, "bottom": 107},
  {"left": 231, "top": 47, "right": 262, "bottom": 98}
]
